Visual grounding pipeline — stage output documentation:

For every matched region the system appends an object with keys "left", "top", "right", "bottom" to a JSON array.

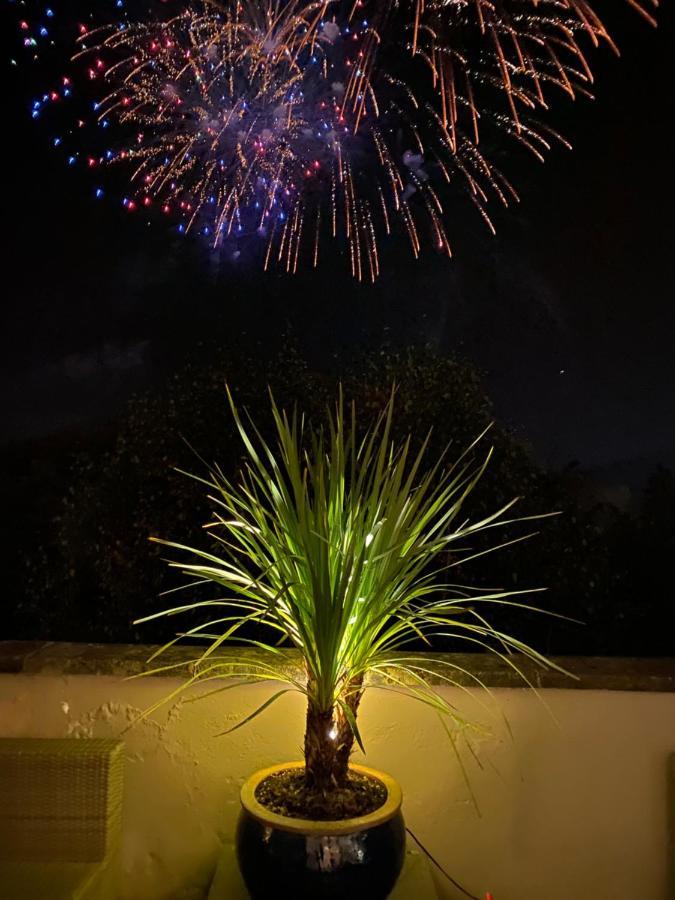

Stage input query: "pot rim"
[{"left": 239, "top": 761, "right": 403, "bottom": 835}]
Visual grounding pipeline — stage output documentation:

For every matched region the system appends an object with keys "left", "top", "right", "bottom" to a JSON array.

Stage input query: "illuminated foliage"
[{"left": 137, "top": 385, "right": 565, "bottom": 786}]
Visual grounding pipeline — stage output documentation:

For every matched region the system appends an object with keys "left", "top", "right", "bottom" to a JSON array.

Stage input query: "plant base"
[{"left": 236, "top": 761, "right": 405, "bottom": 900}]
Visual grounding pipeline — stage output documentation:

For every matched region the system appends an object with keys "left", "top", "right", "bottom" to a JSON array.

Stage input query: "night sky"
[{"left": 2, "top": 1, "right": 674, "bottom": 481}]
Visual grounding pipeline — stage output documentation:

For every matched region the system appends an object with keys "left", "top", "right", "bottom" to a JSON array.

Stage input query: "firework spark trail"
[{"left": 19, "top": 0, "right": 658, "bottom": 279}]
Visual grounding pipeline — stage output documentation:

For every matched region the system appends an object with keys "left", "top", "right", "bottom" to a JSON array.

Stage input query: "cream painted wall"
[{"left": 0, "top": 674, "right": 672, "bottom": 900}]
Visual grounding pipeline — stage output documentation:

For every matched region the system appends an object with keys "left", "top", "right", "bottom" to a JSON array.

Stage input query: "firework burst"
[{"left": 18, "top": 0, "right": 658, "bottom": 279}]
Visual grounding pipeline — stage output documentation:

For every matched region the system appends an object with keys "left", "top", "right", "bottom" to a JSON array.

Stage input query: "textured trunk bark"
[
  {"left": 303, "top": 676, "right": 364, "bottom": 792},
  {"left": 304, "top": 703, "right": 340, "bottom": 792},
  {"left": 334, "top": 675, "right": 364, "bottom": 776}
]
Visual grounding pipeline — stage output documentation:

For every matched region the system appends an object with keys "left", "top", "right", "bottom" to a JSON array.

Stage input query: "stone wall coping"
[{"left": 0, "top": 642, "right": 673, "bottom": 692}]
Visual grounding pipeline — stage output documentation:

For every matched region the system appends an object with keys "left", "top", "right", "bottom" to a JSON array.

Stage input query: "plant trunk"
[{"left": 304, "top": 676, "right": 364, "bottom": 792}]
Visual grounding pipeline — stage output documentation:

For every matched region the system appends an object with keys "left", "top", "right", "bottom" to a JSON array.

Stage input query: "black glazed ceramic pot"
[{"left": 235, "top": 761, "right": 405, "bottom": 900}]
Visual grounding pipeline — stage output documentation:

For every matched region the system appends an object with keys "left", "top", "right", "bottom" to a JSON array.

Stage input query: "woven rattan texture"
[{"left": 0, "top": 739, "right": 124, "bottom": 863}]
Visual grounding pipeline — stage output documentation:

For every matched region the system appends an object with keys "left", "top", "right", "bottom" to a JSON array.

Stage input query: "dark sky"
[{"left": 2, "top": 1, "right": 674, "bottom": 479}]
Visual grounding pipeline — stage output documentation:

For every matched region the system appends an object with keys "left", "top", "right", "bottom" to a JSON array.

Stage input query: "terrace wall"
[{"left": 0, "top": 643, "right": 673, "bottom": 900}]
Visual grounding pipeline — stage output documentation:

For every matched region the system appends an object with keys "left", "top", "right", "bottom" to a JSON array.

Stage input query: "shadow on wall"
[{"left": 669, "top": 754, "right": 675, "bottom": 900}]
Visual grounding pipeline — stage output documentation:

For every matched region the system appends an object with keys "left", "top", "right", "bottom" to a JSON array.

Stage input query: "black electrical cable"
[{"left": 405, "top": 826, "right": 482, "bottom": 900}]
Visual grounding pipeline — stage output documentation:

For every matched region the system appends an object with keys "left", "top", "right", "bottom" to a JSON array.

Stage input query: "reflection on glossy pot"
[{"left": 235, "top": 762, "right": 406, "bottom": 900}]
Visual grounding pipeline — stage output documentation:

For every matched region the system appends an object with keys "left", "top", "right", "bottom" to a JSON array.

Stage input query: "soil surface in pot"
[{"left": 255, "top": 768, "right": 387, "bottom": 820}]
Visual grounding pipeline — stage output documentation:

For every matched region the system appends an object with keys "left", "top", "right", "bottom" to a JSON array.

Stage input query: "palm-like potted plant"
[{"left": 138, "top": 390, "right": 561, "bottom": 899}]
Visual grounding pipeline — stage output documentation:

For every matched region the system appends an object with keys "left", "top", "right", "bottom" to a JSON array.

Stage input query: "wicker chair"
[{"left": 0, "top": 739, "right": 124, "bottom": 899}]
